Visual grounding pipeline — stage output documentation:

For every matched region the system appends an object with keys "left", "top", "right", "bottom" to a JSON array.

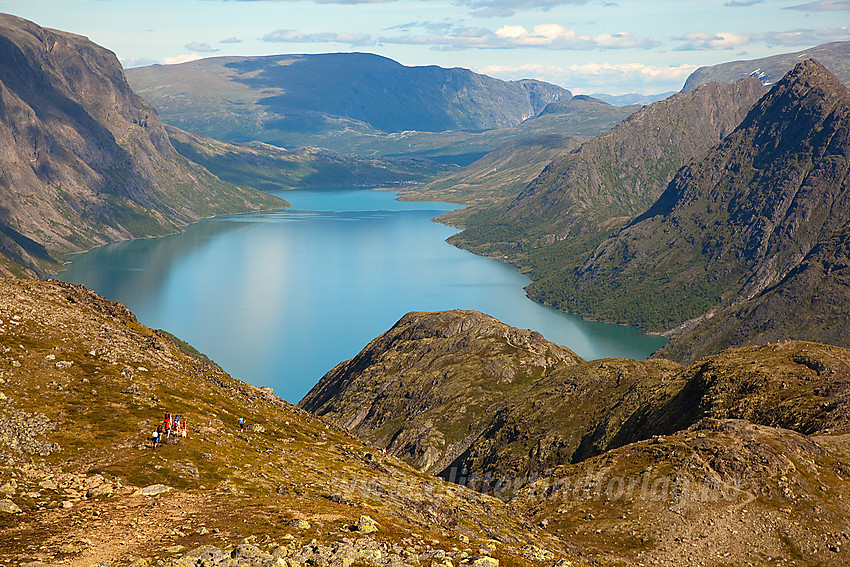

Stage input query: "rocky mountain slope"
[
  {"left": 0, "top": 280, "right": 575, "bottom": 567},
  {"left": 656, "top": 220, "right": 850, "bottom": 362},
  {"left": 513, "top": 418, "right": 850, "bottom": 566},
  {"left": 400, "top": 97, "right": 639, "bottom": 209},
  {"left": 447, "top": 78, "right": 765, "bottom": 302},
  {"left": 683, "top": 40, "right": 850, "bottom": 92},
  {"left": 566, "top": 59, "right": 850, "bottom": 333},
  {"left": 301, "top": 310, "right": 850, "bottom": 484},
  {"left": 299, "top": 310, "right": 583, "bottom": 474},
  {"left": 5, "top": 282, "right": 848, "bottom": 566},
  {"left": 0, "top": 14, "right": 283, "bottom": 276},
  {"left": 126, "top": 53, "right": 570, "bottom": 157},
  {"left": 302, "top": 309, "right": 850, "bottom": 565}
]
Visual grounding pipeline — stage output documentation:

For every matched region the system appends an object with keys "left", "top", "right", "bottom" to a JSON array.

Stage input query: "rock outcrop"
[{"left": 300, "top": 310, "right": 582, "bottom": 473}]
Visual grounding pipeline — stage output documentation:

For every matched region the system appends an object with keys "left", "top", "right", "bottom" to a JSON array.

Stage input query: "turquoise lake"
[{"left": 59, "top": 189, "right": 667, "bottom": 403}]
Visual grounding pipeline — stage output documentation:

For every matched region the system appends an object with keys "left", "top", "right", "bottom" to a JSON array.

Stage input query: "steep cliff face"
[
  {"left": 658, "top": 222, "right": 850, "bottom": 362},
  {"left": 0, "top": 14, "right": 282, "bottom": 275},
  {"left": 567, "top": 59, "right": 850, "bottom": 331},
  {"left": 503, "top": 78, "right": 766, "bottom": 240}
]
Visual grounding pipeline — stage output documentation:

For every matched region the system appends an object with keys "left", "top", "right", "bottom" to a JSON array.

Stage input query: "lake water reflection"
[{"left": 60, "top": 189, "right": 667, "bottom": 402}]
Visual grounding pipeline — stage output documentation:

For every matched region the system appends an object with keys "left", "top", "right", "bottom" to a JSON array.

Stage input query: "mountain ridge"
[
  {"left": 683, "top": 40, "right": 850, "bottom": 92},
  {"left": 126, "top": 53, "right": 571, "bottom": 155}
]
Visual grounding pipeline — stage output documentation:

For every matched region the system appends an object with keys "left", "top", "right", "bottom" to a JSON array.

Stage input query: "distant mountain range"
[
  {"left": 588, "top": 91, "right": 676, "bottom": 106},
  {"left": 125, "top": 53, "right": 571, "bottom": 163},
  {"left": 683, "top": 40, "right": 850, "bottom": 91},
  {"left": 0, "top": 14, "right": 282, "bottom": 276}
]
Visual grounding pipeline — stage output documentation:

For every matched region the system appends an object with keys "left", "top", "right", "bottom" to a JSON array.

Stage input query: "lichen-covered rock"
[
  {"left": 354, "top": 514, "right": 379, "bottom": 534},
  {"left": 520, "top": 545, "right": 553, "bottom": 562}
]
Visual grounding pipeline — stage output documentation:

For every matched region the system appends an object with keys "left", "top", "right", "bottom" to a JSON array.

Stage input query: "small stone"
[
  {"left": 44, "top": 354, "right": 56, "bottom": 361},
  {"left": 287, "top": 518, "right": 311, "bottom": 530},
  {"left": 55, "top": 361, "right": 73, "bottom": 369},
  {"left": 61, "top": 500, "right": 74, "bottom": 509},
  {"left": 165, "top": 545, "right": 185, "bottom": 554},
  {"left": 10, "top": 360, "right": 21, "bottom": 368},
  {"left": 0, "top": 392, "right": 6, "bottom": 401},
  {"left": 87, "top": 484, "right": 114, "bottom": 499},
  {"left": 195, "top": 526, "right": 210, "bottom": 535},
  {"left": 0, "top": 499, "right": 21, "bottom": 513},
  {"left": 38, "top": 479, "right": 57, "bottom": 490},
  {"left": 246, "top": 423, "right": 266, "bottom": 433}
]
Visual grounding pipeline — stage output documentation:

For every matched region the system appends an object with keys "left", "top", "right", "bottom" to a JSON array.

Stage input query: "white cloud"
[
  {"left": 674, "top": 26, "right": 850, "bottom": 50},
  {"left": 479, "top": 61, "right": 699, "bottom": 93},
  {"left": 162, "top": 54, "right": 205, "bottom": 65},
  {"left": 186, "top": 41, "right": 220, "bottom": 53},
  {"left": 262, "top": 29, "right": 375, "bottom": 45},
  {"left": 380, "top": 23, "right": 658, "bottom": 50},
  {"left": 786, "top": 0, "right": 850, "bottom": 10},
  {"left": 119, "top": 56, "right": 159, "bottom": 68},
  {"left": 221, "top": 37, "right": 243, "bottom": 44},
  {"left": 674, "top": 31, "right": 750, "bottom": 51}
]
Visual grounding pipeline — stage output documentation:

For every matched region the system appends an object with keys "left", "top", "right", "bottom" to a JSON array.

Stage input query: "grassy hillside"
[{"left": 0, "top": 280, "right": 573, "bottom": 566}]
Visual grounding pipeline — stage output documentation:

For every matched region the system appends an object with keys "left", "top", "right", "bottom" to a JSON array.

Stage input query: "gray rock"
[
  {"left": 0, "top": 498, "right": 22, "bottom": 513},
  {"left": 134, "top": 484, "right": 172, "bottom": 496}
]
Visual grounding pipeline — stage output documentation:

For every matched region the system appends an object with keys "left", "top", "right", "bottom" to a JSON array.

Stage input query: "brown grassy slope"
[
  {"left": 512, "top": 418, "right": 850, "bottom": 567},
  {"left": 301, "top": 311, "right": 850, "bottom": 496},
  {"left": 0, "top": 280, "right": 578, "bottom": 567}
]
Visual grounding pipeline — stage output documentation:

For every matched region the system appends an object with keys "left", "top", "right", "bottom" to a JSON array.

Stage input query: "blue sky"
[{"left": 3, "top": 0, "right": 849, "bottom": 94}]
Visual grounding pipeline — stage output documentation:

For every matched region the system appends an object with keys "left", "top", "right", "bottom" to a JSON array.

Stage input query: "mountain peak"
[
  {"left": 752, "top": 57, "right": 849, "bottom": 116},
  {"left": 567, "top": 61, "right": 850, "bottom": 332}
]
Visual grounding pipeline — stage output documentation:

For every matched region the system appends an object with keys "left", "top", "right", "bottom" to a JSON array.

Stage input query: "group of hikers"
[{"left": 152, "top": 412, "right": 188, "bottom": 449}]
